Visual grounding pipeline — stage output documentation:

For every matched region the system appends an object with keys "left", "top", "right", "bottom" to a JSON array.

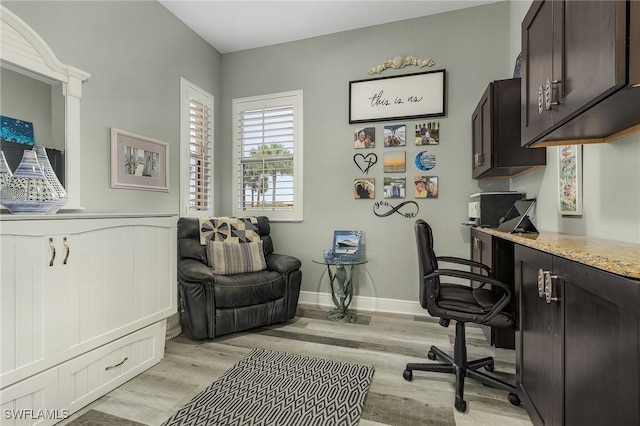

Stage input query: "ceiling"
[{"left": 158, "top": 1, "right": 502, "bottom": 54}]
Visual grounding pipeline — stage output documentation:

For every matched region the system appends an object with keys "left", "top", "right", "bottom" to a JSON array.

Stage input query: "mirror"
[{"left": 1, "top": 5, "right": 90, "bottom": 210}]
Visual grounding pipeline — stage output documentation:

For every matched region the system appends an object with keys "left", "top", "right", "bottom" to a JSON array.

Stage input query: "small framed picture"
[
  {"left": 384, "top": 151, "right": 406, "bottom": 173},
  {"left": 332, "top": 230, "right": 362, "bottom": 259},
  {"left": 383, "top": 176, "right": 406, "bottom": 199},
  {"left": 383, "top": 124, "right": 406, "bottom": 147},
  {"left": 414, "top": 176, "right": 438, "bottom": 198},
  {"left": 111, "top": 128, "right": 169, "bottom": 192},
  {"left": 354, "top": 178, "right": 375, "bottom": 199},
  {"left": 354, "top": 127, "right": 375, "bottom": 148},
  {"left": 414, "top": 122, "right": 440, "bottom": 145}
]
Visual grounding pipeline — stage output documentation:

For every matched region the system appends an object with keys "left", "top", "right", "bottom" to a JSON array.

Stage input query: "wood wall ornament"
[
  {"left": 353, "top": 153, "right": 377, "bottom": 174},
  {"left": 373, "top": 200, "right": 419, "bottom": 218},
  {"left": 368, "top": 55, "right": 435, "bottom": 75}
]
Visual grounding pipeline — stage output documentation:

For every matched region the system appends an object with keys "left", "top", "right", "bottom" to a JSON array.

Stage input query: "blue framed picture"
[
  {"left": 332, "top": 230, "right": 362, "bottom": 259},
  {"left": 0, "top": 115, "right": 35, "bottom": 146}
]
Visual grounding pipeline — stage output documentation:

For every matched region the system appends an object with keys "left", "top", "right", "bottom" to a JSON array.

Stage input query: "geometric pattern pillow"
[
  {"left": 207, "top": 240, "right": 266, "bottom": 275},
  {"left": 199, "top": 216, "right": 260, "bottom": 245}
]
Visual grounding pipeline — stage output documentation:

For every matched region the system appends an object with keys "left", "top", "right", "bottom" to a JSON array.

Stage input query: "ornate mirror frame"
[{"left": 1, "top": 6, "right": 90, "bottom": 210}]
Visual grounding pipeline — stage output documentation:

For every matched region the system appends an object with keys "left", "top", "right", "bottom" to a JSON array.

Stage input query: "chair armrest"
[
  {"left": 437, "top": 256, "right": 492, "bottom": 276},
  {"left": 425, "top": 268, "right": 511, "bottom": 324},
  {"left": 266, "top": 253, "right": 302, "bottom": 275},
  {"left": 178, "top": 258, "right": 214, "bottom": 285}
]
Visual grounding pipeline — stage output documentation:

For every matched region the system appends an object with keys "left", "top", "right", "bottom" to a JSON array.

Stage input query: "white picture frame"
[
  {"left": 558, "top": 145, "right": 582, "bottom": 215},
  {"left": 110, "top": 128, "right": 169, "bottom": 192}
]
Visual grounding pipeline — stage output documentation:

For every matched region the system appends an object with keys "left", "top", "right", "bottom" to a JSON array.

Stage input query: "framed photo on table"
[
  {"left": 110, "top": 128, "right": 169, "bottom": 192},
  {"left": 332, "top": 230, "right": 362, "bottom": 259}
]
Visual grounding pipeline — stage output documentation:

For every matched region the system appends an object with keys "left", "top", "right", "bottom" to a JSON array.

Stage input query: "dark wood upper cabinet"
[
  {"left": 521, "top": 0, "right": 640, "bottom": 147},
  {"left": 472, "top": 78, "right": 545, "bottom": 179}
]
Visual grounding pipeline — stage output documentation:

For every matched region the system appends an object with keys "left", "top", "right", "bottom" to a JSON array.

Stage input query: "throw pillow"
[
  {"left": 199, "top": 216, "right": 260, "bottom": 245},
  {"left": 207, "top": 240, "right": 267, "bottom": 275}
]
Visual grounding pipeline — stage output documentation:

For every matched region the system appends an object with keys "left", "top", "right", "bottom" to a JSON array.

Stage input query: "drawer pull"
[
  {"left": 63, "top": 237, "right": 70, "bottom": 265},
  {"left": 49, "top": 238, "right": 56, "bottom": 266},
  {"left": 105, "top": 356, "right": 128, "bottom": 371}
]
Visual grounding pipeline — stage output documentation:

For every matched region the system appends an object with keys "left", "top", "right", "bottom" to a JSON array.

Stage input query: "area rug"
[{"left": 161, "top": 348, "right": 375, "bottom": 426}]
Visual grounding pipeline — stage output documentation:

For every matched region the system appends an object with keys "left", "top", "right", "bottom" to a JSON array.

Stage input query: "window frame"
[
  {"left": 180, "top": 77, "right": 214, "bottom": 218},
  {"left": 232, "top": 90, "right": 303, "bottom": 222}
]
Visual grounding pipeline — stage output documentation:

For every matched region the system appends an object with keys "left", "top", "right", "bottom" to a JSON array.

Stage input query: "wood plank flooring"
[{"left": 60, "top": 306, "right": 533, "bottom": 426}]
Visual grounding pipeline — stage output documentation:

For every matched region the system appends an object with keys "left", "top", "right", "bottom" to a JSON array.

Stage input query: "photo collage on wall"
[{"left": 353, "top": 122, "right": 440, "bottom": 200}]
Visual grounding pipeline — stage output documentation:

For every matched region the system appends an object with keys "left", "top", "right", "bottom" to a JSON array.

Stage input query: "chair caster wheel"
[
  {"left": 455, "top": 399, "right": 467, "bottom": 412},
  {"left": 403, "top": 369, "right": 413, "bottom": 381},
  {"left": 484, "top": 364, "right": 494, "bottom": 372},
  {"left": 428, "top": 350, "right": 437, "bottom": 361},
  {"left": 508, "top": 393, "right": 521, "bottom": 406}
]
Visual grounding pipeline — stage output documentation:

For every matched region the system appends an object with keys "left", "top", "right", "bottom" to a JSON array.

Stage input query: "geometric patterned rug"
[{"left": 161, "top": 348, "right": 375, "bottom": 426}]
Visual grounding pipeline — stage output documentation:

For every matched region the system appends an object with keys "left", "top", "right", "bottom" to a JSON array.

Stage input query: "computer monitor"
[{"left": 497, "top": 199, "right": 538, "bottom": 236}]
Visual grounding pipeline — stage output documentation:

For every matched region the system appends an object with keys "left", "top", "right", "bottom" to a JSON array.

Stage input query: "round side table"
[{"left": 313, "top": 258, "right": 368, "bottom": 323}]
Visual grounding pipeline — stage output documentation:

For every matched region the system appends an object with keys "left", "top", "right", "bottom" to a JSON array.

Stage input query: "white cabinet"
[{"left": 0, "top": 214, "right": 177, "bottom": 424}]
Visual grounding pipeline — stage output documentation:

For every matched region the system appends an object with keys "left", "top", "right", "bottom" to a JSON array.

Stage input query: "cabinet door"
[
  {"left": 521, "top": 0, "right": 555, "bottom": 144},
  {"left": 1, "top": 232, "right": 80, "bottom": 381},
  {"left": 470, "top": 229, "right": 492, "bottom": 288},
  {"left": 554, "top": 0, "right": 627, "bottom": 124},
  {"left": 515, "top": 245, "right": 560, "bottom": 426},
  {"left": 471, "top": 85, "right": 491, "bottom": 178},
  {"left": 556, "top": 257, "right": 640, "bottom": 426}
]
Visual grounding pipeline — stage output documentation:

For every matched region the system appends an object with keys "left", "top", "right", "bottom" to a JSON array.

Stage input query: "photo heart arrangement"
[{"left": 353, "top": 153, "right": 377, "bottom": 174}]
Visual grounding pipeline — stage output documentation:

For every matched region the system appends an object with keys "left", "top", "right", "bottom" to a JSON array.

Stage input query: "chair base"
[{"left": 403, "top": 321, "right": 521, "bottom": 412}]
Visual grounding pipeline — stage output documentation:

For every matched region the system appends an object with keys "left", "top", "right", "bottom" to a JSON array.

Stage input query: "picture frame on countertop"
[{"left": 111, "top": 127, "right": 169, "bottom": 192}]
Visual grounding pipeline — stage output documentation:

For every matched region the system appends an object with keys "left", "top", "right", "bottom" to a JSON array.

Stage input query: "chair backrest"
[
  {"left": 177, "top": 216, "right": 274, "bottom": 264},
  {"left": 414, "top": 219, "right": 440, "bottom": 312}
]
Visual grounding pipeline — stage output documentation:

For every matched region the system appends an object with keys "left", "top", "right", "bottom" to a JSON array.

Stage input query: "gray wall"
[
  {"left": 3, "top": 1, "right": 222, "bottom": 214},
  {"left": 4, "top": 1, "right": 638, "bottom": 307},
  {"left": 219, "top": 2, "right": 513, "bottom": 301}
]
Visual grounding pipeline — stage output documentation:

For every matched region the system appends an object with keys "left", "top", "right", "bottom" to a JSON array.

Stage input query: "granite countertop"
[{"left": 476, "top": 227, "right": 640, "bottom": 280}]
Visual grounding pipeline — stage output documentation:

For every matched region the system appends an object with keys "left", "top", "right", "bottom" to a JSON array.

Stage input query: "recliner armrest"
[
  {"left": 266, "top": 253, "right": 302, "bottom": 275},
  {"left": 178, "top": 258, "right": 214, "bottom": 284}
]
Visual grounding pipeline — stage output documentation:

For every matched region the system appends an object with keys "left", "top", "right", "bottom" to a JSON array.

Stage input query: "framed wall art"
[
  {"left": 349, "top": 69, "right": 446, "bottom": 124},
  {"left": 558, "top": 145, "right": 582, "bottom": 215},
  {"left": 111, "top": 128, "right": 169, "bottom": 192}
]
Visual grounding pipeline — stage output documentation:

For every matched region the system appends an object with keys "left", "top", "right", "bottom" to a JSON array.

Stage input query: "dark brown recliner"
[
  {"left": 177, "top": 216, "right": 302, "bottom": 339},
  {"left": 403, "top": 219, "right": 521, "bottom": 412}
]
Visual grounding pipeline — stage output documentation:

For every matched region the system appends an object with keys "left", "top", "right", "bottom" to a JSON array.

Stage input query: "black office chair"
[{"left": 403, "top": 219, "right": 521, "bottom": 412}]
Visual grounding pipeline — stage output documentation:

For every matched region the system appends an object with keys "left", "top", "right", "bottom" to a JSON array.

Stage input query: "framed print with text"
[{"left": 349, "top": 69, "right": 446, "bottom": 124}]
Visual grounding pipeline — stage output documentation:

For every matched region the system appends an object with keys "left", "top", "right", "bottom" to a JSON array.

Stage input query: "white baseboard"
[{"left": 297, "top": 291, "right": 429, "bottom": 317}]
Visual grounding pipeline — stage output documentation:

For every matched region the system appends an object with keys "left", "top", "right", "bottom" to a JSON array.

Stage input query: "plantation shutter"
[
  {"left": 236, "top": 104, "right": 295, "bottom": 211},
  {"left": 188, "top": 97, "right": 212, "bottom": 212},
  {"left": 232, "top": 90, "right": 303, "bottom": 222}
]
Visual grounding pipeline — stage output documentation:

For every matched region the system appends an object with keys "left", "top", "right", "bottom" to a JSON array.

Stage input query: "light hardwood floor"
[{"left": 61, "top": 306, "right": 533, "bottom": 426}]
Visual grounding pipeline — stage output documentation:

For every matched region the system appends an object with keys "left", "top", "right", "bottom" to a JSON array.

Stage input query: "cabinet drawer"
[
  {"left": 0, "top": 368, "right": 63, "bottom": 426},
  {"left": 58, "top": 322, "right": 165, "bottom": 414}
]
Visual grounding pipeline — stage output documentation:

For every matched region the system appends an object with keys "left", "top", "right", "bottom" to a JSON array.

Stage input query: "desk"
[
  {"left": 473, "top": 227, "right": 640, "bottom": 425},
  {"left": 313, "top": 258, "right": 367, "bottom": 323}
]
